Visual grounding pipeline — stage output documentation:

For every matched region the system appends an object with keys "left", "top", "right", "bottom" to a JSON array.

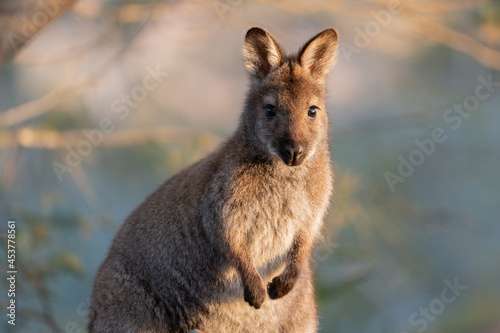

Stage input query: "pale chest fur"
[{"left": 224, "top": 161, "right": 332, "bottom": 278}]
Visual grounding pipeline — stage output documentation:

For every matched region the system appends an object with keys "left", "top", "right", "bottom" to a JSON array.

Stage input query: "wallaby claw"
[
  {"left": 244, "top": 281, "right": 266, "bottom": 309},
  {"left": 267, "top": 275, "right": 294, "bottom": 300}
]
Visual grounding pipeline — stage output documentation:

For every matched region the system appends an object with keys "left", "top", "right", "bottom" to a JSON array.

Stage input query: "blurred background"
[{"left": 1, "top": 0, "right": 500, "bottom": 332}]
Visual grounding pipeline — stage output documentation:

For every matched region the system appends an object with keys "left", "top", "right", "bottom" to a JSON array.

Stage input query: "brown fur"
[{"left": 88, "top": 27, "right": 338, "bottom": 333}]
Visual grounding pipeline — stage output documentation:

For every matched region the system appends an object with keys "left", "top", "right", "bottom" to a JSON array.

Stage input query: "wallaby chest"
[{"left": 224, "top": 164, "right": 322, "bottom": 269}]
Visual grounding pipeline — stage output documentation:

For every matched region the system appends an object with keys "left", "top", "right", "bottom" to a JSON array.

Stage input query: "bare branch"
[
  {"left": 0, "top": 3, "right": 153, "bottom": 129},
  {"left": 0, "top": 0, "right": 79, "bottom": 67},
  {"left": 408, "top": 14, "right": 500, "bottom": 71},
  {"left": 12, "top": 1, "right": 156, "bottom": 66},
  {"left": 0, "top": 77, "right": 98, "bottom": 128},
  {"left": 0, "top": 126, "right": 221, "bottom": 149}
]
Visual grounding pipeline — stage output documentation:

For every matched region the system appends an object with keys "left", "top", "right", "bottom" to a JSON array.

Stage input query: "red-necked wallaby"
[{"left": 89, "top": 27, "right": 338, "bottom": 333}]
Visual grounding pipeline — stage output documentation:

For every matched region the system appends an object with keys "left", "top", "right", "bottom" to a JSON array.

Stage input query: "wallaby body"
[{"left": 89, "top": 27, "right": 338, "bottom": 333}]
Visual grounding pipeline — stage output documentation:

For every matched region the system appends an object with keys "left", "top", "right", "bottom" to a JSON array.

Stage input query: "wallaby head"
[{"left": 242, "top": 27, "right": 338, "bottom": 166}]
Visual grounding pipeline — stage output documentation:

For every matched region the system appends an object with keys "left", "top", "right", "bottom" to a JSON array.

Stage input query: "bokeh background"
[{"left": 1, "top": 0, "right": 500, "bottom": 332}]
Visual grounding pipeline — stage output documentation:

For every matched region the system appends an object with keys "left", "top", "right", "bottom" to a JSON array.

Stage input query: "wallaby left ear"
[
  {"left": 243, "top": 27, "right": 284, "bottom": 82},
  {"left": 299, "top": 29, "right": 339, "bottom": 82}
]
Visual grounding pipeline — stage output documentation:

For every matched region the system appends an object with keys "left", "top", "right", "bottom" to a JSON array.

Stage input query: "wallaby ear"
[
  {"left": 299, "top": 29, "right": 339, "bottom": 82},
  {"left": 243, "top": 27, "right": 284, "bottom": 81}
]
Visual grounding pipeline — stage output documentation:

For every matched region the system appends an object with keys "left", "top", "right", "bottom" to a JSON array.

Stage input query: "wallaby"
[{"left": 89, "top": 27, "right": 338, "bottom": 333}]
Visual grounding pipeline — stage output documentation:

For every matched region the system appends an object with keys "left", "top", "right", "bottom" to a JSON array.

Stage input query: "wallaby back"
[{"left": 89, "top": 27, "right": 338, "bottom": 333}]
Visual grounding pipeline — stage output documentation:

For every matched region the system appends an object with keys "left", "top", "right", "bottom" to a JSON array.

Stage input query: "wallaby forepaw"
[
  {"left": 267, "top": 275, "right": 294, "bottom": 300},
  {"left": 243, "top": 280, "right": 266, "bottom": 309}
]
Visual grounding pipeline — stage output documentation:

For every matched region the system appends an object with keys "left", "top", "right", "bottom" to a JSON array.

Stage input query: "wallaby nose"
[{"left": 284, "top": 144, "right": 304, "bottom": 166}]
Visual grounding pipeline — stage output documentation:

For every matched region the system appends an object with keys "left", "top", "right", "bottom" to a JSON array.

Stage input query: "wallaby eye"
[
  {"left": 264, "top": 104, "right": 277, "bottom": 119},
  {"left": 308, "top": 105, "right": 319, "bottom": 118}
]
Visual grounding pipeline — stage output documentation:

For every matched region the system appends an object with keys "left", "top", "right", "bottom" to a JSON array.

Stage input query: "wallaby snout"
[
  {"left": 281, "top": 143, "right": 304, "bottom": 166},
  {"left": 279, "top": 143, "right": 306, "bottom": 166}
]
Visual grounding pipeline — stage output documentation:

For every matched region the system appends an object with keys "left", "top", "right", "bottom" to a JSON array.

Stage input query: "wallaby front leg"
[
  {"left": 267, "top": 233, "right": 311, "bottom": 300},
  {"left": 229, "top": 237, "right": 266, "bottom": 309}
]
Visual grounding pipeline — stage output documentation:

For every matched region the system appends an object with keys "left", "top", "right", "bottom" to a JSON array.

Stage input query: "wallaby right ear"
[
  {"left": 299, "top": 28, "right": 338, "bottom": 83},
  {"left": 243, "top": 27, "right": 284, "bottom": 81}
]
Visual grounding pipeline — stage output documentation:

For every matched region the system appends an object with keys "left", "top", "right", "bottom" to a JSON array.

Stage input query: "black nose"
[{"left": 284, "top": 144, "right": 304, "bottom": 166}]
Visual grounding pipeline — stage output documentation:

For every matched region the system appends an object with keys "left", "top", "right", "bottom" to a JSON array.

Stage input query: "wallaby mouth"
[{"left": 280, "top": 144, "right": 305, "bottom": 166}]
